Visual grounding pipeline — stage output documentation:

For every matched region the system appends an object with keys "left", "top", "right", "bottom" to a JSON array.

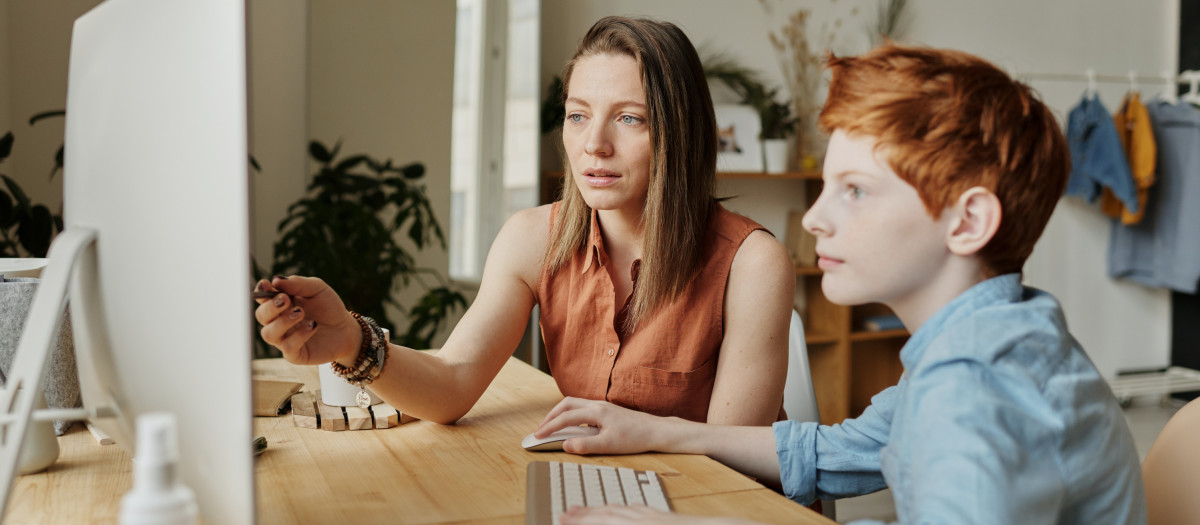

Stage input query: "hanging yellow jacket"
[{"left": 1101, "top": 92, "right": 1156, "bottom": 224}]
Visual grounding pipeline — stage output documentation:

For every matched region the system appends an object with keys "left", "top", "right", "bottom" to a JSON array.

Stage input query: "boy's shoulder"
[{"left": 914, "top": 285, "right": 1081, "bottom": 386}]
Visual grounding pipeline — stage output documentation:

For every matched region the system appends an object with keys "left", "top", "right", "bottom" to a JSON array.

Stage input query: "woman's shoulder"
[
  {"left": 490, "top": 204, "right": 556, "bottom": 289},
  {"left": 507, "top": 203, "right": 555, "bottom": 228},
  {"left": 709, "top": 203, "right": 769, "bottom": 242},
  {"left": 495, "top": 204, "right": 555, "bottom": 250}
]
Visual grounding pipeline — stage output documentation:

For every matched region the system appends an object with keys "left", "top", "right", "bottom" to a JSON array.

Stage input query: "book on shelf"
[{"left": 861, "top": 314, "right": 904, "bottom": 332}]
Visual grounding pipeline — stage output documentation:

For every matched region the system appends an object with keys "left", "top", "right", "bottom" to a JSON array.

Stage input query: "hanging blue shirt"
[
  {"left": 773, "top": 274, "right": 1145, "bottom": 524},
  {"left": 1108, "top": 100, "right": 1200, "bottom": 293},
  {"left": 1064, "top": 94, "right": 1139, "bottom": 213}
]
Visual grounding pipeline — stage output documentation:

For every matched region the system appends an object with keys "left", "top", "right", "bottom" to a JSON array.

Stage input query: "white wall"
[
  {"left": 1, "top": 1, "right": 102, "bottom": 214},
  {"left": 248, "top": 0, "right": 309, "bottom": 270},
  {"left": 307, "top": 1, "right": 461, "bottom": 345},
  {"left": 541, "top": 0, "right": 1179, "bottom": 378}
]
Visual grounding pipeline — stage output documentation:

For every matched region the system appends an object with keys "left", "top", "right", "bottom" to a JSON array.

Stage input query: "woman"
[{"left": 254, "top": 16, "right": 794, "bottom": 426}]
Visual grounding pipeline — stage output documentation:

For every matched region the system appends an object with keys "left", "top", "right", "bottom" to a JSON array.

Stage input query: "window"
[{"left": 449, "top": 0, "right": 540, "bottom": 282}]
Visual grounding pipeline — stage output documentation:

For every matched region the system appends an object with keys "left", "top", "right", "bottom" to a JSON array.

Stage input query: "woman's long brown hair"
[{"left": 544, "top": 16, "right": 717, "bottom": 331}]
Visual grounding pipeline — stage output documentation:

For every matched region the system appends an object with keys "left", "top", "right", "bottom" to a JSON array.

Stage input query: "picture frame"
[{"left": 713, "top": 104, "right": 763, "bottom": 172}]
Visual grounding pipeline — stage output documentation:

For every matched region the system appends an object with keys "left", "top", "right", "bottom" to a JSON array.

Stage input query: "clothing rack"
[{"left": 1016, "top": 69, "right": 1200, "bottom": 104}]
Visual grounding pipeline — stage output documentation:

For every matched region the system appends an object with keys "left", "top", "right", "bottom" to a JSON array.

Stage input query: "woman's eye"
[
  {"left": 620, "top": 115, "right": 642, "bottom": 125},
  {"left": 566, "top": 113, "right": 585, "bottom": 124}
]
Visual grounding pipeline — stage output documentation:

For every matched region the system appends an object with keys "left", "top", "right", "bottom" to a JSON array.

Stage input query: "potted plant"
[
  {"left": 703, "top": 55, "right": 795, "bottom": 173},
  {"left": 268, "top": 140, "right": 466, "bottom": 353},
  {"left": 0, "top": 130, "right": 63, "bottom": 258}
]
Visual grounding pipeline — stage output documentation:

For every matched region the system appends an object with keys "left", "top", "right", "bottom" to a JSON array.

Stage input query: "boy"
[{"left": 535, "top": 44, "right": 1146, "bottom": 525}]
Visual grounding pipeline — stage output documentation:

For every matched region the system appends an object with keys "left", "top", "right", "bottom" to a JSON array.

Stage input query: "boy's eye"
[{"left": 847, "top": 185, "right": 865, "bottom": 199}]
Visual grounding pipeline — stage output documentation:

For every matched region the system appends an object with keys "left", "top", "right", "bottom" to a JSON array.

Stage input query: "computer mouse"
[{"left": 521, "top": 425, "right": 601, "bottom": 451}]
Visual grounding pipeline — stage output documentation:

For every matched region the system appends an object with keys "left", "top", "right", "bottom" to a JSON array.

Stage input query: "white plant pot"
[{"left": 762, "top": 138, "right": 790, "bottom": 174}]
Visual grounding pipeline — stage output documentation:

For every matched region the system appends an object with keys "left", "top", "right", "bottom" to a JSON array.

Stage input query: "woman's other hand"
[{"left": 253, "top": 276, "right": 360, "bottom": 366}]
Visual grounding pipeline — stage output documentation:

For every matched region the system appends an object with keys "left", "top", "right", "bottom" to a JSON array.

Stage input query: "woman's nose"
[{"left": 584, "top": 124, "right": 612, "bottom": 157}]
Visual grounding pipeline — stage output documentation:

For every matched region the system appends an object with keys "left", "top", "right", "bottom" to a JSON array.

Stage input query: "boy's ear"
[{"left": 946, "top": 186, "right": 1002, "bottom": 256}]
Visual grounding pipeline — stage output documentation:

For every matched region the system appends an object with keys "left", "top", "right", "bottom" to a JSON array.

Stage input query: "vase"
[
  {"left": 763, "top": 138, "right": 790, "bottom": 174},
  {"left": 0, "top": 269, "right": 81, "bottom": 436}
]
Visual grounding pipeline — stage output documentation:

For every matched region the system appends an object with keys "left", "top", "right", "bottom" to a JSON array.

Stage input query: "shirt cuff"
[{"left": 773, "top": 419, "right": 818, "bottom": 505}]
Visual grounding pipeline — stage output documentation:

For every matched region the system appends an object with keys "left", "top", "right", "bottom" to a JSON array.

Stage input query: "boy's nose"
[{"left": 801, "top": 196, "right": 830, "bottom": 236}]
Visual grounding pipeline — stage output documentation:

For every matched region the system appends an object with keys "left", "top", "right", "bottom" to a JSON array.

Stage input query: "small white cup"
[
  {"left": 317, "top": 328, "right": 387, "bottom": 407},
  {"left": 318, "top": 364, "right": 381, "bottom": 407}
]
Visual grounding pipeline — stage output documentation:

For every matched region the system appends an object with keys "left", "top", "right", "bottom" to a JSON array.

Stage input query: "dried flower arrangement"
[{"left": 759, "top": 0, "right": 859, "bottom": 168}]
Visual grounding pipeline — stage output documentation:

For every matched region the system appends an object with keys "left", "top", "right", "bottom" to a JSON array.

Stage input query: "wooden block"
[
  {"left": 345, "top": 406, "right": 372, "bottom": 430},
  {"left": 399, "top": 412, "right": 419, "bottom": 425},
  {"left": 371, "top": 403, "right": 398, "bottom": 428},
  {"left": 316, "top": 400, "right": 346, "bottom": 431},
  {"left": 290, "top": 391, "right": 318, "bottom": 429}
]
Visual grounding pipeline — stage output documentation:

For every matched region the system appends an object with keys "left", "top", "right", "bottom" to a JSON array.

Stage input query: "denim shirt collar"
[{"left": 898, "top": 273, "right": 1023, "bottom": 370}]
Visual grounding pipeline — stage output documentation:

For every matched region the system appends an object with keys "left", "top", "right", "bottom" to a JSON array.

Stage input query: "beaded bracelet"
[{"left": 331, "top": 312, "right": 389, "bottom": 408}]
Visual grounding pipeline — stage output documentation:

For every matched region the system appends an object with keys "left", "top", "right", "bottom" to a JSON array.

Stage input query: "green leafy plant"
[
  {"left": 270, "top": 139, "right": 466, "bottom": 350},
  {"left": 0, "top": 130, "right": 63, "bottom": 258},
  {"left": 703, "top": 54, "right": 796, "bottom": 140}
]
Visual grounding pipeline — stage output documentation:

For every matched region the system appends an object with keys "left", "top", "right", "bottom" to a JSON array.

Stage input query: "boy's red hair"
[{"left": 819, "top": 44, "right": 1069, "bottom": 277}]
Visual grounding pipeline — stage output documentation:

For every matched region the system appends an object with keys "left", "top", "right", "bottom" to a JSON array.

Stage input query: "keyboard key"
[
  {"left": 642, "top": 470, "right": 669, "bottom": 511},
  {"left": 600, "top": 466, "right": 624, "bottom": 505},
  {"left": 618, "top": 467, "right": 644, "bottom": 506},
  {"left": 549, "top": 462, "right": 563, "bottom": 521},
  {"left": 581, "top": 464, "right": 604, "bottom": 507},
  {"left": 562, "top": 462, "right": 584, "bottom": 509}
]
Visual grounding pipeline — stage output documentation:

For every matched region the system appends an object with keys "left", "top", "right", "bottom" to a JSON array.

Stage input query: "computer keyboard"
[{"left": 525, "top": 461, "right": 671, "bottom": 525}]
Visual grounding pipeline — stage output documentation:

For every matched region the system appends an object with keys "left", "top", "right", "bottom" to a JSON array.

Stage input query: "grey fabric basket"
[{"left": 0, "top": 276, "right": 81, "bottom": 435}]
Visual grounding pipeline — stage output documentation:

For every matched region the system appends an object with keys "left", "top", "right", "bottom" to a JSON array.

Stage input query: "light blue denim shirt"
[{"left": 774, "top": 274, "right": 1145, "bottom": 524}]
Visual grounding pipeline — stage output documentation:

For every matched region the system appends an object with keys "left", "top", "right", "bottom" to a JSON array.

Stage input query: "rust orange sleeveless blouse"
[{"left": 536, "top": 202, "right": 777, "bottom": 423}]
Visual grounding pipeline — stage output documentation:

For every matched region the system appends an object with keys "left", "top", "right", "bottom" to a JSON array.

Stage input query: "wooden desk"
[{"left": 7, "top": 358, "right": 832, "bottom": 524}]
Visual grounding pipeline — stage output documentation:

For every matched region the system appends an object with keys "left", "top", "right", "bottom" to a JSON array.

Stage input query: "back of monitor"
[{"left": 0, "top": 0, "right": 254, "bottom": 522}]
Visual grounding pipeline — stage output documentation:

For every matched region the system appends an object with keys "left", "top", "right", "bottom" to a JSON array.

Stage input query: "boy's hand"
[{"left": 535, "top": 397, "right": 670, "bottom": 455}]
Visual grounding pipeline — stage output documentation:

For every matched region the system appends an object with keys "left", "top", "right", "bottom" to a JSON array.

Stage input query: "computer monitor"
[{"left": 0, "top": 0, "right": 254, "bottom": 523}]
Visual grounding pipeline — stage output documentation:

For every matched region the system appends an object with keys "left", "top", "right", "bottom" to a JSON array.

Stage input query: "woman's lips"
[{"left": 583, "top": 169, "right": 621, "bottom": 187}]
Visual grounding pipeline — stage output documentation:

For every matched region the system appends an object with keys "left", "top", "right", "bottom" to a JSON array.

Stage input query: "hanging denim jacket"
[{"left": 1064, "top": 94, "right": 1139, "bottom": 213}]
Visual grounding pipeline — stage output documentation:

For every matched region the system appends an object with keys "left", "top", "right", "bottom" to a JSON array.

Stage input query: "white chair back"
[
  {"left": 781, "top": 309, "right": 835, "bottom": 520},
  {"left": 783, "top": 310, "right": 820, "bottom": 423}
]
